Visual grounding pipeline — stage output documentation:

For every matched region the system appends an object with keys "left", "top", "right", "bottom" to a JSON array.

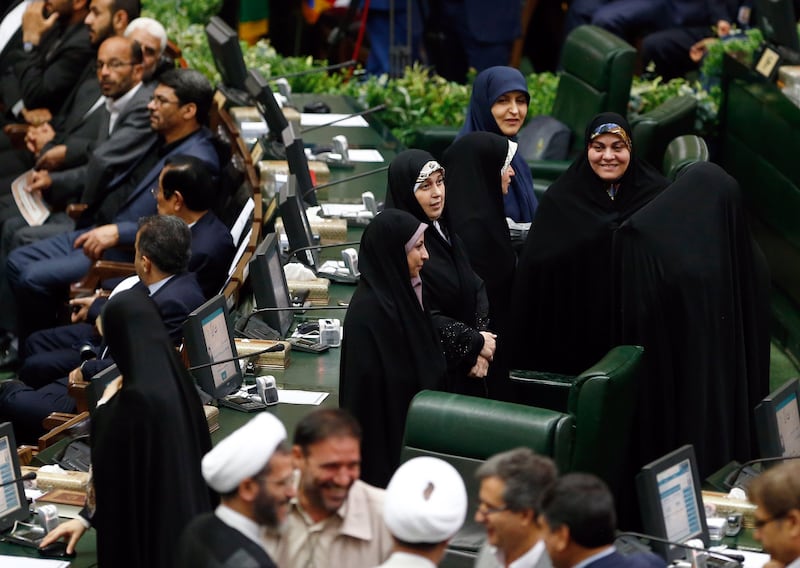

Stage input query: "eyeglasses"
[
  {"left": 150, "top": 94, "right": 181, "bottom": 106},
  {"left": 96, "top": 60, "right": 134, "bottom": 71},
  {"left": 476, "top": 500, "right": 509, "bottom": 516},
  {"left": 141, "top": 46, "right": 158, "bottom": 57},
  {"left": 754, "top": 513, "right": 787, "bottom": 529}
]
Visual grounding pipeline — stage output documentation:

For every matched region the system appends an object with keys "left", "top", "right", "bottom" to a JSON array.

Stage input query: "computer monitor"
[
  {"left": 755, "top": 0, "right": 800, "bottom": 52},
  {"left": 755, "top": 378, "right": 800, "bottom": 458},
  {"left": 205, "top": 16, "right": 248, "bottom": 92},
  {"left": 245, "top": 69, "right": 317, "bottom": 206},
  {"left": 184, "top": 294, "right": 243, "bottom": 400},
  {"left": 0, "top": 422, "right": 29, "bottom": 533},
  {"left": 249, "top": 232, "right": 293, "bottom": 337},
  {"left": 279, "top": 175, "right": 319, "bottom": 269},
  {"left": 636, "top": 444, "right": 709, "bottom": 563}
]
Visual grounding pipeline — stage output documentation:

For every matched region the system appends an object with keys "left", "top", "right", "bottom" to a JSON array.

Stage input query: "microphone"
[
  {"left": 285, "top": 241, "right": 360, "bottom": 265},
  {"left": 0, "top": 471, "right": 36, "bottom": 488},
  {"left": 299, "top": 165, "right": 389, "bottom": 201},
  {"left": 239, "top": 304, "right": 349, "bottom": 333},
  {"left": 188, "top": 344, "right": 285, "bottom": 371},
  {"left": 300, "top": 104, "right": 387, "bottom": 134},
  {"left": 616, "top": 531, "right": 744, "bottom": 566},
  {"left": 722, "top": 455, "right": 800, "bottom": 489},
  {"left": 276, "top": 60, "right": 357, "bottom": 80}
]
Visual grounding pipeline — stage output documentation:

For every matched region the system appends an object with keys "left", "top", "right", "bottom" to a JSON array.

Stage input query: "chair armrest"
[
  {"left": 68, "top": 380, "right": 91, "bottom": 414},
  {"left": 38, "top": 411, "right": 90, "bottom": 451},
  {"left": 66, "top": 203, "right": 88, "bottom": 219},
  {"left": 17, "top": 445, "right": 35, "bottom": 465},
  {"left": 70, "top": 260, "right": 136, "bottom": 297},
  {"left": 530, "top": 159, "right": 572, "bottom": 181}
]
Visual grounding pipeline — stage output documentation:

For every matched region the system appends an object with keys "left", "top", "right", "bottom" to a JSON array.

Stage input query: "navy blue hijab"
[{"left": 458, "top": 66, "right": 537, "bottom": 222}]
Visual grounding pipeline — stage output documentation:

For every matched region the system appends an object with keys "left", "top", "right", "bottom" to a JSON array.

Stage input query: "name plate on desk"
[{"left": 754, "top": 45, "right": 782, "bottom": 80}]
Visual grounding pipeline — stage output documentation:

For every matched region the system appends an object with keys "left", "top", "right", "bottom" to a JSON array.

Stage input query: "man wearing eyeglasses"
[
  {"left": 748, "top": 461, "right": 800, "bottom": 567},
  {"left": 6, "top": 67, "right": 218, "bottom": 344},
  {"left": 474, "top": 448, "right": 557, "bottom": 568},
  {"left": 178, "top": 413, "right": 296, "bottom": 568}
]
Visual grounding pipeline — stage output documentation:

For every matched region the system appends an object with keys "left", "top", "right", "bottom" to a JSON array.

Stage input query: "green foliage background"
[{"left": 140, "top": 0, "right": 786, "bottom": 145}]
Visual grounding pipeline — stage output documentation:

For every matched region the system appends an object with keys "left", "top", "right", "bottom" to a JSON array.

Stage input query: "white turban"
[
  {"left": 202, "top": 412, "right": 287, "bottom": 493},
  {"left": 383, "top": 457, "right": 467, "bottom": 543}
]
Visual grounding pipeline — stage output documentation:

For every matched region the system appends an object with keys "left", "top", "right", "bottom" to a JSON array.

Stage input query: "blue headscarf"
[{"left": 458, "top": 66, "right": 537, "bottom": 222}]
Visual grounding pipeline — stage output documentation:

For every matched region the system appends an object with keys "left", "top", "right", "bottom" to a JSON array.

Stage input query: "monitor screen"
[
  {"left": 205, "top": 16, "right": 248, "bottom": 91},
  {"left": 184, "top": 294, "right": 243, "bottom": 399},
  {"left": 755, "top": 378, "right": 800, "bottom": 458},
  {"left": 755, "top": 0, "right": 800, "bottom": 52},
  {"left": 0, "top": 422, "right": 28, "bottom": 533},
  {"left": 279, "top": 175, "right": 319, "bottom": 269},
  {"left": 245, "top": 69, "right": 317, "bottom": 206},
  {"left": 636, "top": 444, "right": 708, "bottom": 562},
  {"left": 249, "top": 232, "right": 293, "bottom": 337}
]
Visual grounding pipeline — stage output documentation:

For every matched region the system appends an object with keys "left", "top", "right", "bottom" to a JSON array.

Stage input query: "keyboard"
[{"left": 218, "top": 394, "right": 268, "bottom": 413}]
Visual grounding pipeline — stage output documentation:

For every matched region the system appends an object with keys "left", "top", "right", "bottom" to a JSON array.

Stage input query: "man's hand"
[
  {"left": 69, "top": 295, "right": 98, "bottom": 323},
  {"left": 21, "top": 108, "right": 52, "bottom": 126},
  {"left": 39, "top": 518, "right": 87, "bottom": 555},
  {"left": 26, "top": 169, "right": 52, "bottom": 193},
  {"left": 68, "top": 366, "right": 84, "bottom": 385},
  {"left": 35, "top": 144, "right": 67, "bottom": 170},
  {"left": 22, "top": 1, "right": 58, "bottom": 46},
  {"left": 24, "top": 123, "right": 55, "bottom": 155},
  {"left": 73, "top": 225, "right": 120, "bottom": 260},
  {"left": 716, "top": 19, "right": 732, "bottom": 37},
  {"left": 468, "top": 355, "right": 490, "bottom": 379},
  {"left": 479, "top": 331, "right": 497, "bottom": 361}
]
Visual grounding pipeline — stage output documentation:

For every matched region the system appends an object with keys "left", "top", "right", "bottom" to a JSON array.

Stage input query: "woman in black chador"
[
  {"left": 442, "top": 132, "right": 520, "bottom": 400},
  {"left": 509, "top": 112, "right": 668, "bottom": 375},
  {"left": 386, "top": 149, "right": 496, "bottom": 397},
  {"left": 41, "top": 289, "right": 214, "bottom": 565},
  {"left": 339, "top": 209, "right": 446, "bottom": 488}
]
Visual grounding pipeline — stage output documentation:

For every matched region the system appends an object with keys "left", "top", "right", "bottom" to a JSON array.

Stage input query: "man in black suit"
[
  {"left": 15, "top": 156, "right": 233, "bottom": 389},
  {"left": 0, "top": 214, "right": 206, "bottom": 443},
  {"left": 540, "top": 474, "right": 666, "bottom": 568},
  {"left": 179, "top": 413, "right": 294, "bottom": 568},
  {"left": 0, "top": 0, "right": 93, "bottom": 118}
]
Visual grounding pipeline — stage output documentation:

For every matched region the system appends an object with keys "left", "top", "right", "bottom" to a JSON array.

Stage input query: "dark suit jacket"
[
  {"left": 81, "top": 272, "right": 206, "bottom": 377},
  {"left": 4, "top": 20, "right": 93, "bottom": 114},
  {"left": 190, "top": 211, "right": 235, "bottom": 299},
  {"left": 178, "top": 513, "right": 278, "bottom": 568},
  {"left": 47, "top": 82, "right": 156, "bottom": 210},
  {"left": 110, "top": 127, "right": 221, "bottom": 244},
  {"left": 0, "top": 0, "right": 25, "bottom": 74},
  {"left": 588, "top": 550, "right": 666, "bottom": 568}
]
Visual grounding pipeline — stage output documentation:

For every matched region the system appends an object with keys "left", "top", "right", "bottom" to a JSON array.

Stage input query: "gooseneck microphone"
[
  {"left": 285, "top": 241, "right": 360, "bottom": 265},
  {"left": 723, "top": 455, "right": 800, "bottom": 489},
  {"left": 300, "top": 104, "right": 387, "bottom": 134},
  {"left": 238, "top": 304, "right": 349, "bottom": 333},
  {"left": 616, "top": 531, "right": 744, "bottom": 566},
  {"left": 276, "top": 60, "right": 357, "bottom": 80},
  {"left": 300, "top": 165, "right": 389, "bottom": 201},
  {"left": 0, "top": 471, "right": 37, "bottom": 488},
  {"left": 188, "top": 344, "right": 286, "bottom": 371}
]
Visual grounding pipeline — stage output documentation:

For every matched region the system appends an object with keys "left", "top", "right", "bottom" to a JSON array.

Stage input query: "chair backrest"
[
  {"left": 662, "top": 134, "right": 709, "bottom": 181},
  {"left": 566, "top": 345, "right": 643, "bottom": 489},
  {"left": 552, "top": 25, "right": 636, "bottom": 155},
  {"left": 402, "top": 390, "right": 574, "bottom": 553},
  {"left": 631, "top": 95, "right": 698, "bottom": 170}
]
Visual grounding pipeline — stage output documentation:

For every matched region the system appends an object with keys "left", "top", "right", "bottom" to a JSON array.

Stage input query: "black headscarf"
[
  {"left": 340, "top": 209, "right": 446, "bottom": 487},
  {"left": 442, "top": 132, "right": 519, "bottom": 400},
  {"left": 458, "top": 65, "right": 537, "bottom": 222},
  {"left": 91, "top": 289, "right": 213, "bottom": 567},
  {"left": 510, "top": 112, "right": 669, "bottom": 373},
  {"left": 385, "top": 149, "right": 489, "bottom": 393},
  {"left": 614, "top": 161, "right": 770, "bottom": 477}
]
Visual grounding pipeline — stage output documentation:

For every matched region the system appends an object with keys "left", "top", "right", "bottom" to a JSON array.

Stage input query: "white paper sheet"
[{"left": 278, "top": 390, "right": 329, "bottom": 405}]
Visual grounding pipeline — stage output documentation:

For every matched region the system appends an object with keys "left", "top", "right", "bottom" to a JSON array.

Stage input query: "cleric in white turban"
[{"left": 378, "top": 456, "right": 468, "bottom": 567}]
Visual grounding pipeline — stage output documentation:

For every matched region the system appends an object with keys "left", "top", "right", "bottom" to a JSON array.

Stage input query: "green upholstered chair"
[
  {"left": 401, "top": 390, "right": 574, "bottom": 562},
  {"left": 662, "top": 134, "right": 710, "bottom": 180},
  {"left": 630, "top": 95, "right": 698, "bottom": 171},
  {"left": 509, "top": 345, "right": 643, "bottom": 493}
]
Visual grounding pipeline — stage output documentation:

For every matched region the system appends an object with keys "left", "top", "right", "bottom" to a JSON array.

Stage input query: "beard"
[{"left": 253, "top": 487, "right": 282, "bottom": 528}]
